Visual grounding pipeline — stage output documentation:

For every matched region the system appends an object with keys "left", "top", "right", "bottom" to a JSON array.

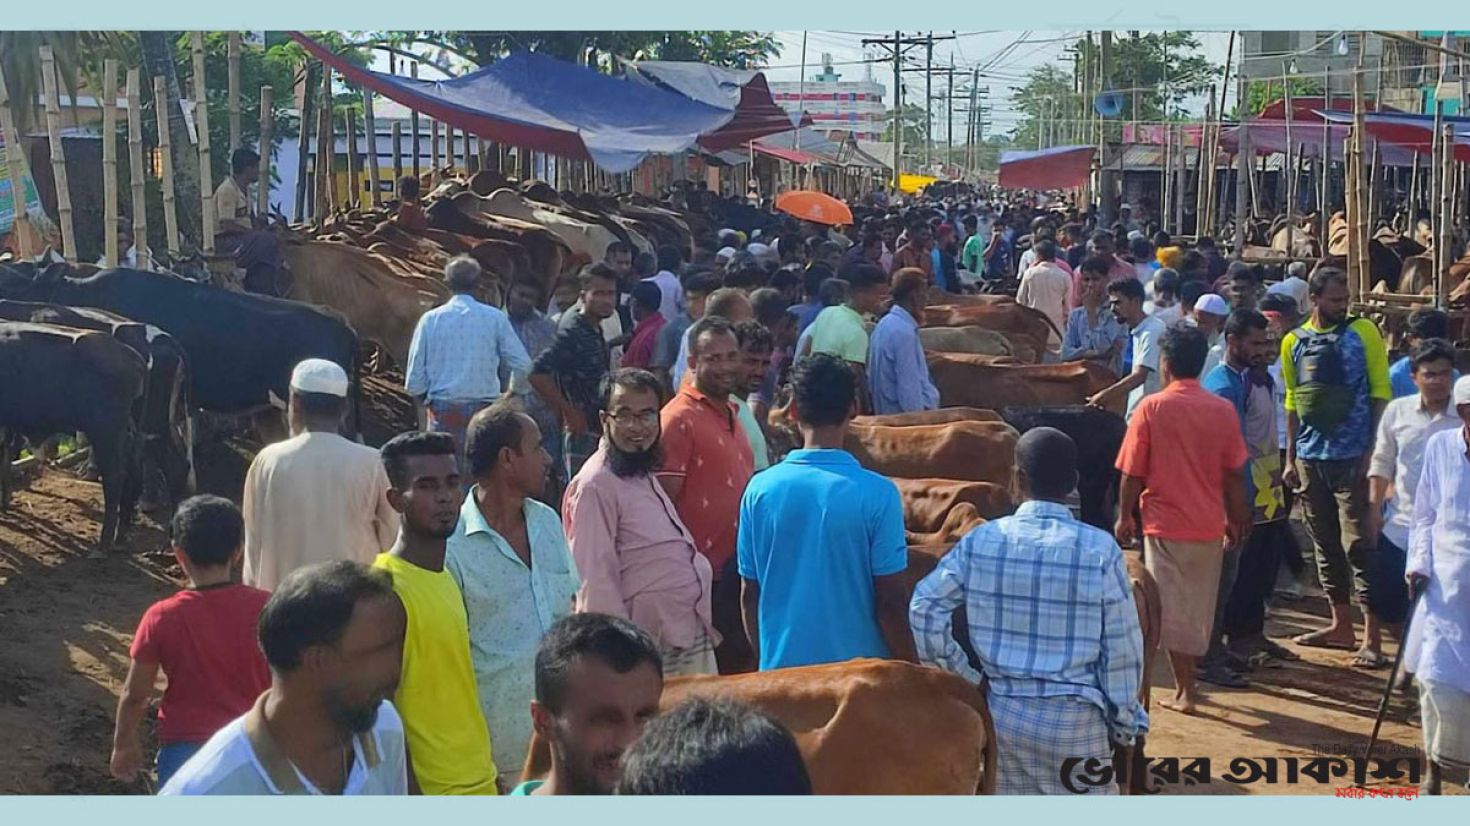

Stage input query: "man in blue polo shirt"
[
  {"left": 1388, "top": 309, "right": 1459, "bottom": 398},
  {"left": 736, "top": 353, "right": 916, "bottom": 671}
]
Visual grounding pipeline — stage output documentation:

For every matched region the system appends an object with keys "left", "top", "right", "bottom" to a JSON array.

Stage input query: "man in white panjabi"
[{"left": 242, "top": 360, "right": 399, "bottom": 591}]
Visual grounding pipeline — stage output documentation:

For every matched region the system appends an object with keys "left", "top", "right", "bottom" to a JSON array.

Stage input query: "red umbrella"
[{"left": 774, "top": 190, "right": 853, "bottom": 227}]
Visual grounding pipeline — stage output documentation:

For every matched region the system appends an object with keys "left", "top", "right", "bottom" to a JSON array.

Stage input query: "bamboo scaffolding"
[
  {"left": 125, "top": 69, "right": 150, "bottom": 271},
  {"left": 257, "top": 86, "right": 272, "bottom": 218},
  {"left": 227, "top": 33, "right": 242, "bottom": 151},
  {"left": 0, "top": 68, "right": 34, "bottom": 259},
  {"left": 102, "top": 59, "right": 119, "bottom": 267},
  {"left": 363, "top": 88, "right": 380, "bottom": 206},
  {"left": 153, "top": 76, "right": 180, "bottom": 255},
  {"left": 39, "top": 47, "right": 77, "bottom": 262},
  {"left": 191, "top": 32, "right": 216, "bottom": 254}
]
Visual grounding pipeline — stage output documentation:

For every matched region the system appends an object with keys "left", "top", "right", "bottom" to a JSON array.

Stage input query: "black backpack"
[{"left": 1293, "top": 318, "right": 1357, "bottom": 436}]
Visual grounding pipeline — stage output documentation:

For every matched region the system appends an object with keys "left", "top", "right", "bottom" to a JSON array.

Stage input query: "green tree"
[
  {"left": 361, "top": 31, "right": 780, "bottom": 72},
  {"left": 1007, "top": 65, "right": 1078, "bottom": 150},
  {"left": 882, "top": 103, "right": 927, "bottom": 150},
  {"left": 1237, "top": 76, "right": 1325, "bottom": 118},
  {"left": 0, "top": 31, "right": 131, "bottom": 134}
]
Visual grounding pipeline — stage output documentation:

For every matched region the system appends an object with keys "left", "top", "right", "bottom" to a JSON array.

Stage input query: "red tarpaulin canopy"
[{"left": 998, "top": 145, "right": 1095, "bottom": 190}]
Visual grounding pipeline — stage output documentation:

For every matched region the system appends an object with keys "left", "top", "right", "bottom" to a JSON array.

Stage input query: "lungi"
[
  {"left": 426, "top": 399, "right": 493, "bottom": 481},
  {"left": 1420, "top": 678, "right": 1470, "bottom": 768},
  {"left": 659, "top": 630, "right": 719, "bottom": 678},
  {"left": 1144, "top": 536, "right": 1224, "bottom": 657},
  {"left": 987, "top": 693, "right": 1115, "bottom": 795}
]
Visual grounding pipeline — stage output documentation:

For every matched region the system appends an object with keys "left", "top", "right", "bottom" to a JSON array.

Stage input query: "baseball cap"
[{"left": 290, "top": 358, "right": 349, "bottom": 397}]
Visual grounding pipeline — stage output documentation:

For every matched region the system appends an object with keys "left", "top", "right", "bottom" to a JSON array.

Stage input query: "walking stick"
[{"left": 1360, "top": 590, "right": 1422, "bottom": 771}]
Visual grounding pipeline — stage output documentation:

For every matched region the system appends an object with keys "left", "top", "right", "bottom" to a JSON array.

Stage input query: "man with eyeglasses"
[{"left": 562, "top": 369, "right": 718, "bottom": 677}]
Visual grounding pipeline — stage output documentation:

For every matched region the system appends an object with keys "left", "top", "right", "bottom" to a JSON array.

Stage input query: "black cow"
[
  {"left": 0, "top": 263, "right": 359, "bottom": 432},
  {"left": 0, "top": 300, "right": 194, "bottom": 507},
  {"left": 999, "top": 405, "right": 1127, "bottom": 531},
  {"left": 0, "top": 322, "right": 146, "bottom": 549}
]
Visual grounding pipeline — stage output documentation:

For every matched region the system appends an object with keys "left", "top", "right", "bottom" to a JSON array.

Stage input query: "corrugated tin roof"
[{"left": 1109, "top": 143, "right": 1282, "bottom": 172}]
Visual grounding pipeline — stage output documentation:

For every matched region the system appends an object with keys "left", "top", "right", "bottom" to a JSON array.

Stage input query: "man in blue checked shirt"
[
  {"left": 910, "top": 427, "right": 1148, "bottom": 795},
  {"left": 405, "top": 256, "right": 534, "bottom": 480}
]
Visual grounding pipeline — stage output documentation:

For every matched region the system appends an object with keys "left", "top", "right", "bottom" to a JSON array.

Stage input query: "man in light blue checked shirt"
[
  {"left": 405, "top": 256, "right": 533, "bottom": 479},
  {"left": 910, "top": 427, "right": 1148, "bottom": 795}
]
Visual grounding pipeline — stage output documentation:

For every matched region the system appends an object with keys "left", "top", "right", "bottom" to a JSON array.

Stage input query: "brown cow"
[
  {"left": 846, "top": 420, "right": 1019, "bottom": 485},
  {"left": 921, "top": 302, "right": 1060, "bottom": 349},
  {"left": 920, "top": 325, "right": 1029, "bottom": 360},
  {"left": 521, "top": 659, "right": 999, "bottom": 794},
  {"left": 282, "top": 241, "right": 449, "bottom": 369},
  {"left": 906, "top": 501, "right": 986, "bottom": 546},
  {"left": 854, "top": 407, "right": 1002, "bottom": 428},
  {"left": 927, "top": 355, "right": 1119, "bottom": 411},
  {"left": 893, "top": 478, "right": 1014, "bottom": 532}
]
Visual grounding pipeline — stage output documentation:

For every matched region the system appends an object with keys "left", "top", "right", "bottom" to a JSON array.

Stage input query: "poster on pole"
[{"left": 0, "top": 135, "right": 47, "bottom": 236}]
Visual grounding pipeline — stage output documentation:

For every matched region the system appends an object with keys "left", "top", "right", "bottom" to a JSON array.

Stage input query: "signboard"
[
  {"left": 1124, "top": 123, "right": 1205, "bottom": 146},
  {"left": 0, "top": 136, "right": 45, "bottom": 236}
]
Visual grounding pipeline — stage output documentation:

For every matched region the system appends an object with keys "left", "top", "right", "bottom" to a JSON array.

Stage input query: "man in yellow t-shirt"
[{"left": 374, "top": 431, "right": 499, "bottom": 795}]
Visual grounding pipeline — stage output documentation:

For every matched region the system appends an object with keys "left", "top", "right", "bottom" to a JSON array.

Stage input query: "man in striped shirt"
[{"left": 911, "top": 427, "right": 1148, "bottom": 795}]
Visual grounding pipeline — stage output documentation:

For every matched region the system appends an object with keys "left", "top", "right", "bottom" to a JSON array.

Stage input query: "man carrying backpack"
[{"left": 1280, "top": 267, "right": 1393, "bottom": 667}]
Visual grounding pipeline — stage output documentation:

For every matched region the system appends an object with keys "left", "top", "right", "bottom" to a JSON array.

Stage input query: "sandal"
[
  {"left": 1258, "top": 639, "right": 1302, "bottom": 662},
  {"left": 1351, "top": 649, "right": 1391, "bottom": 669},
  {"left": 1293, "top": 630, "right": 1357, "bottom": 651},
  {"left": 1247, "top": 650, "right": 1284, "bottom": 669}
]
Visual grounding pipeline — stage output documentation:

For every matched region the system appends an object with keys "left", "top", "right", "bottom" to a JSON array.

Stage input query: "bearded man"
[{"left": 562, "top": 368, "right": 719, "bottom": 676}]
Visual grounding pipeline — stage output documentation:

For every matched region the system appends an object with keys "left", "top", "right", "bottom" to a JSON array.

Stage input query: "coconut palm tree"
[{"left": 0, "top": 31, "right": 130, "bottom": 134}]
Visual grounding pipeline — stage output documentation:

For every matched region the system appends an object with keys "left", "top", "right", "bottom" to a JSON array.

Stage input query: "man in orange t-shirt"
[
  {"left": 658, "top": 316, "right": 755, "bottom": 672},
  {"left": 1115, "top": 324, "right": 1250, "bottom": 715}
]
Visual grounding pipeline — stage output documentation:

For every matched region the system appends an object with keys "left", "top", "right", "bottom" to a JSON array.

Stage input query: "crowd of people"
[{"left": 101, "top": 185, "right": 1470, "bottom": 796}]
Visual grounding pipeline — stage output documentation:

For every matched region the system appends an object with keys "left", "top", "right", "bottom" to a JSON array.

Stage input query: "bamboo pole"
[
  {"left": 153, "top": 76, "right": 180, "bottom": 255},
  {"left": 445, "top": 125, "right": 455, "bottom": 175},
  {"left": 345, "top": 108, "right": 359, "bottom": 208},
  {"left": 257, "top": 86, "right": 272, "bottom": 218},
  {"left": 39, "top": 47, "right": 77, "bottom": 262},
  {"left": 1431, "top": 101, "right": 1444, "bottom": 260},
  {"left": 227, "top": 33, "right": 242, "bottom": 151},
  {"left": 1439, "top": 124, "right": 1454, "bottom": 308},
  {"left": 0, "top": 67, "right": 35, "bottom": 259},
  {"left": 125, "top": 70, "right": 150, "bottom": 271},
  {"left": 1162, "top": 123, "right": 1172, "bottom": 234},
  {"left": 315, "top": 66, "right": 332, "bottom": 221},
  {"left": 362, "top": 88, "right": 380, "bottom": 206},
  {"left": 1320, "top": 72, "right": 1331, "bottom": 224},
  {"left": 1354, "top": 68, "right": 1371, "bottom": 298},
  {"left": 431, "top": 119, "right": 441, "bottom": 180},
  {"left": 1284, "top": 67, "right": 1296, "bottom": 254},
  {"left": 102, "top": 59, "right": 119, "bottom": 267},
  {"left": 1345, "top": 126, "right": 1358, "bottom": 297},
  {"left": 294, "top": 61, "right": 316, "bottom": 221},
  {"left": 191, "top": 32, "right": 216, "bottom": 254},
  {"left": 410, "top": 63, "right": 421, "bottom": 181},
  {"left": 1409, "top": 152, "right": 1421, "bottom": 226},
  {"left": 391, "top": 122, "right": 403, "bottom": 184}
]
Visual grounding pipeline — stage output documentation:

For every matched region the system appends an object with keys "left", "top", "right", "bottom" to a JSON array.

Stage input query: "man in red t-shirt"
[
  {"left": 1115, "top": 324, "right": 1250, "bottom": 716},
  {"left": 110, "top": 495, "right": 271, "bottom": 786},
  {"left": 658, "top": 316, "right": 755, "bottom": 672}
]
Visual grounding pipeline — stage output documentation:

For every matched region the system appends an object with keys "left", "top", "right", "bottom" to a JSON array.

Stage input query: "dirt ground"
[{"left": 0, "top": 454, "right": 1461, "bottom": 796}]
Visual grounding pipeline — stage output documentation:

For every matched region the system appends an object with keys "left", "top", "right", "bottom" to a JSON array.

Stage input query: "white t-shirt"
[
  {"left": 643, "top": 271, "right": 685, "bottom": 323},
  {"left": 1126, "top": 314, "right": 1168, "bottom": 420},
  {"left": 161, "top": 699, "right": 407, "bottom": 795}
]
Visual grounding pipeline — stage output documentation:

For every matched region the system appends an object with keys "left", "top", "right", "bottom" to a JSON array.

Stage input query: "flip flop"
[
  {"left": 1351, "top": 649, "right": 1391, "bottom": 669},
  {"left": 1293, "top": 631, "right": 1357, "bottom": 651}
]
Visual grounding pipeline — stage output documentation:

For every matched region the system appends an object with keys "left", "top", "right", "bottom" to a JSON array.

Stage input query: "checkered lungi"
[
  {"left": 659, "top": 630, "right": 719, "bottom": 678},
  {"left": 1420, "top": 678, "right": 1470, "bottom": 769},
  {"left": 426, "top": 399, "right": 492, "bottom": 480},
  {"left": 987, "top": 693, "right": 1116, "bottom": 795}
]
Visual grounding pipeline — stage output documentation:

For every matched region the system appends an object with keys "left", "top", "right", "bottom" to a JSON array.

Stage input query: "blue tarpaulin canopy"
[{"left": 291, "top": 33, "right": 797, "bottom": 173}]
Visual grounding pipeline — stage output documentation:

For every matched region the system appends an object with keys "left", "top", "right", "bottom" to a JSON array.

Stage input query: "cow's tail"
[{"left": 953, "top": 675, "right": 999, "bottom": 795}]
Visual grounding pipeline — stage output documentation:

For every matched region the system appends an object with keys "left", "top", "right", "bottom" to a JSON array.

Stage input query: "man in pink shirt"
[
  {"left": 563, "top": 368, "right": 717, "bottom": 676},
  {"left": 1116, "top": 324, "right": 1251, "bottom": 715},
  {"left": 1017, "top": 239, "right": 1073, "bottom": 358}
]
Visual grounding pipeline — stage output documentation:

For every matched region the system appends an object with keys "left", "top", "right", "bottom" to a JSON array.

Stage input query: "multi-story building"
[
  {"left": 1240, "top": 31, "right": 1384, "bottom": 98},
  {"left": 768, "top": 54, "right": 888, "bottom": 142}
]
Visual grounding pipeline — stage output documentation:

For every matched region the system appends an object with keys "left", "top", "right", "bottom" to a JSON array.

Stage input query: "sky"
[
  {"left": 367, "top": 30, "right": 1236, "bottom": 142},
  {"left": 765, "top": 31, "right": 1236, "bottom": 139}
]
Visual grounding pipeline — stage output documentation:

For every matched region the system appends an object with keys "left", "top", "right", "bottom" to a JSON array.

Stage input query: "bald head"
[{"left": 1015, "top": 427, "right": 1078, "bottom": 501}]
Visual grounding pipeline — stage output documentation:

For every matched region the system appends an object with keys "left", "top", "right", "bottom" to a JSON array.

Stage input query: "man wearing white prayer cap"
[
  {"left": 1406, "top": 374, "right": 1470, "bottom": 794},
  {"left": 241, "top": 358, "right": 400, "bottom": 591}
]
